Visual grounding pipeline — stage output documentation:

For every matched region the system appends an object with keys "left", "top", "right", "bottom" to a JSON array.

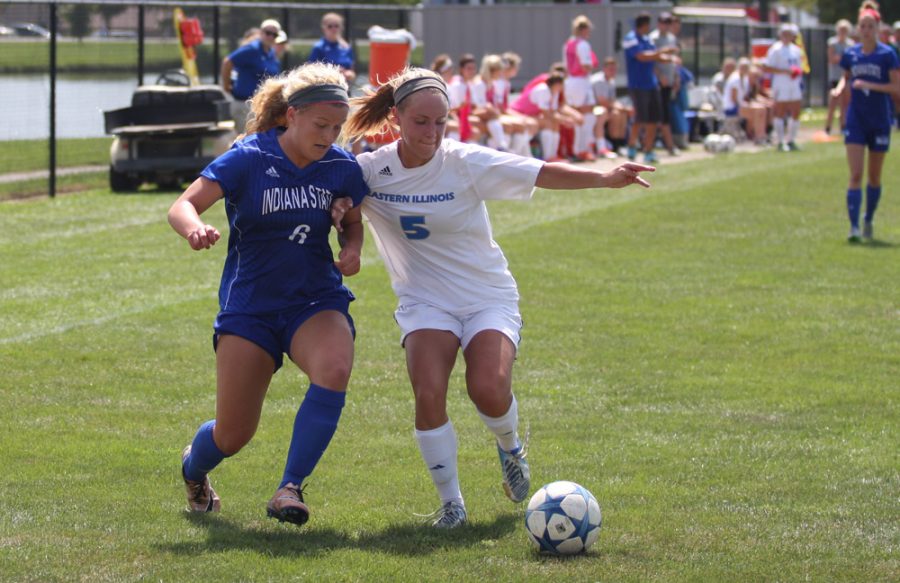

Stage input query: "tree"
[
  {"left": 65, "top": 5, "right": 91, "bottom": 41},
  {"left": 781, "top": 0, "right": 898, "bottom": 24}
]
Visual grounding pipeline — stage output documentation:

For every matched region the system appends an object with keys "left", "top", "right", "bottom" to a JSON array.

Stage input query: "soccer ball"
[
  {"left": 703, "top": 133, "right": 736, "bottom": 153},
  {"left": 524, "top": 481, "right": 602, "bottom": 555}
]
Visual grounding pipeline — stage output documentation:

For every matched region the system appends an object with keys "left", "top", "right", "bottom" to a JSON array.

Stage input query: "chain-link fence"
[
  {"left": 0, "top": 0, "right": 418, "bottom": 198},
  {"left": 1, "top": 0, "right": 838, "bottom": 199}
]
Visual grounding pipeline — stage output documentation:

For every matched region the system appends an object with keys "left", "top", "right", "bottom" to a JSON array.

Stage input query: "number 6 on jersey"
[{"left": 400, "top": 215, "right": 430, "bottom": 240}]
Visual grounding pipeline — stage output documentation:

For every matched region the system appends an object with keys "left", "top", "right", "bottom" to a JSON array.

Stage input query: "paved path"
[{"left": 0, "top": 165, "right": 106, "bottom": 185}]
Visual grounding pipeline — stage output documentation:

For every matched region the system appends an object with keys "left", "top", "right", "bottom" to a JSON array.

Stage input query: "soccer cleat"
[
  {"left": 497, "top": 442, "right": 531, "bottom": 503},
  {"left": 627, "top": 146, "right": 637, "bottom": 161},
  {"left": 643, "top": 151, "right": 659, "bottom": 164},
  {"left": 848, "top": 226, "right": 862, "bottom": 243},
  {"left": 181, "top": 445, "right": 221, "bottom": 513},
  {"left": 787, "top": 141, "right": 801, "bottom": 151},
  {"left": 266, "top": 482, "right": 310, "bottom": 526},
  {"left": 863, "top": 222, "right": 874, "bottom": 240},
  {"left": 430, "top": 500, "right": 468, "bottom": 529},
  {"left": 778, "top": 143, "right": 790, "bottom": 152},
  {"left": 597, "top": 147, "right": 618, "bottom": 160},
  {"left": 575, "top": 151, "right": 596, "bottom": 162}
]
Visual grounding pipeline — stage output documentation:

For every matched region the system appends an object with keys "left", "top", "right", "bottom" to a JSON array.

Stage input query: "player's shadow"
[
  {"left": 156, "top": 511, "right": 519, "bottom": 557},
  {"left": 859, "top": 239, "right": 897, "bottom": 250}
]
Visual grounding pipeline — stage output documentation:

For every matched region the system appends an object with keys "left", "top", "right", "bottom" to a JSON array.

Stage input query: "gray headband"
[
  {"left": 393, "top": 77, "right": 449, "bottom": 106},
  {"left": 287, "top": 84, "right": 349, "bottom": 108}
]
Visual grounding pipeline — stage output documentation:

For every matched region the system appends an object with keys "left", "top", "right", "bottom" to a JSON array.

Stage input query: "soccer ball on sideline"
[{"left": 524, "top": 481, "right": 602, "bottom": 555}]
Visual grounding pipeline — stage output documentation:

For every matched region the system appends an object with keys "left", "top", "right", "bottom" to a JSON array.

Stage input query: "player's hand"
[
  {"left": 186, "top": 224, "right": 220, "bottom": 250},
  {"left": 603, "top": 163, "right": 654, "bottom": 189},
  {"left": 334, "top": 246, "right": 361, "bottom": 276},
  {"left": 330, "top": 197, "right": 354, "bottom": 232},
  {"left": 790, "top": 65, "right": 802, "bottom": 79},
  {"left": 851, "top": 79, "right": 869, "bottom": 91}
]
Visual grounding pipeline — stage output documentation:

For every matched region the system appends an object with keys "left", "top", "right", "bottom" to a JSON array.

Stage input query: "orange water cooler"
[{"left": 365, "top": 27, "right": 415, "bottom": 145}]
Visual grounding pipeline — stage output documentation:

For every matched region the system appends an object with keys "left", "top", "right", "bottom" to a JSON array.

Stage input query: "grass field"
[{"left": 0, "top": 142, "right": 897, "bottom": 581}]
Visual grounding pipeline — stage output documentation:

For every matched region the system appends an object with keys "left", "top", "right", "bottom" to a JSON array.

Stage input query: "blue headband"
[{"left": 287, "top": 84, "right": 350, "bottom": 108}]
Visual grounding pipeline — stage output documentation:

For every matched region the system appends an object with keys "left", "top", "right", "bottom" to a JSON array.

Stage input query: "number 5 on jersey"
[{"left": 400, "top": 215, "right": 430, "bottom": 240}]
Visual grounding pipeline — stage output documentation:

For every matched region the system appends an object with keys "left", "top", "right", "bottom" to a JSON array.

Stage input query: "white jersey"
[
  {"left": 765, "top": 41, "right": 804, "bottom": 101},
  {"left": 722, "top": 72, "right": 749, "bottom": 111},
  {"left": 469, "top": 78, "right": 489, "bottom": 107},
  {"left": 448, "top": 75, "right": 467, "bottom": 109},
  {"left": 357, "top": 140, "right": 545, "bottom": 312},
  {"left": 530, "top": 83, "right": 558, "bottom": 111},
  {"left": 491, "top": 78, "right": 510, "bottom": 108}
]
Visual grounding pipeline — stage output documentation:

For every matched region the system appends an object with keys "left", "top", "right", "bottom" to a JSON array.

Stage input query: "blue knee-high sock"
[
  {"left": 847, "top": 188, "right": 862, "bottom": 228},
  {"left": 280, "top": 384, "right": 346, "bottom": 488},
  {"left": 864, "top": 185, "right": 882, "bottom": 223},
  {"left": 183, "top": 420, "right": 227, "bottom": 482}
]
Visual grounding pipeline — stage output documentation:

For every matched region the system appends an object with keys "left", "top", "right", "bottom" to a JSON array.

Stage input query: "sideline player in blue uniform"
[
  {"left": 167, "top": 62, "right": 368, "bottom": 526},
  {"left": 839, "top": 3, "right": 900, "bottom": 242}
]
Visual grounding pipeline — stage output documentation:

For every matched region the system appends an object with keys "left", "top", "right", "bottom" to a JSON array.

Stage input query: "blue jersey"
[
  {"left": 622, "top": 30, "right": 658, "bottom": 90},
  {"left": 308, "top": 38, "right": 355, "bottom": 70},
  {"left": 201, "top": 128, "right": 369, "bottom": 315},
  {"left": 228, "top": 39, "right": 281, "bottom": 100},
  {"left": 841, "top": 42, "right": 900, "bottom": 131}
]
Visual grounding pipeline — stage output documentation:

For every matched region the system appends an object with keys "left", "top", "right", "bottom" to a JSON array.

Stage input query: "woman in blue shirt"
[
  {"left": 221, "top": 19, "right": 283, "bottom": 132},
  {"left": 308, "top": 12, "right": 356, "bottom": 85},
  {"left": 839, "top": 4, "right": 900, "bottom": 242},
  {"left": 168, "top": 62, "right": 368, "bottom": 527}
]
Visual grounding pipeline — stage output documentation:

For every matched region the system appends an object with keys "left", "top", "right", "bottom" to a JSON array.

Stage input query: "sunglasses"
[
  {"left": 262, "top": 29, "right": 278, "bottom": 37},
  {"left": 325, "top": 24, "right": 341, "bottom": 30}
]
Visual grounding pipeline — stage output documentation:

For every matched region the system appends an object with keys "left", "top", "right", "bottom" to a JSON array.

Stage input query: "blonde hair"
[
  {"left": 245, "top": 62, "right": 348, "bottom": 136},
  {"left": 479, "top": 54, "right": 503, "bottom": 84},
  {"left": 572, "top": 15, "right": 593, "bottom": 34},
  {"left": 345, "top": 67, "right": 447, "bottom": 142},
  {"left": 321, "top": 12, "right": 349, "bottom": 49},
  {"left": 502, "top": 51, "right": 521, "bottom": 69},
  {"left": 835, "top": 19, "right": 852, "bottom": 32}
]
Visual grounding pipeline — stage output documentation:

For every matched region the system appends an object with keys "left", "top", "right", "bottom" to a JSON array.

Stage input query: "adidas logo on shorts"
[
  {"left": 378, "top": 166, "right": 392, "bottom": 177},
  {"left": 265, "top": 166, "right": 280, "bottom": 178}
]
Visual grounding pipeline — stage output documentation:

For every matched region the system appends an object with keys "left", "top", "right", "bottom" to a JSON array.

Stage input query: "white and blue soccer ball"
[{"left": 525, "top": 481, "right": 602, "bottom": 555}]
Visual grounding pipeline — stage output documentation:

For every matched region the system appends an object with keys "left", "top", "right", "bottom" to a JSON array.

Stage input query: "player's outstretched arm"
[
  {"left": 535, "top": 161, "right": 654, "bottom": 191},
  {"left": 168, "top": 176, "right": 223, "bottom": 251}
]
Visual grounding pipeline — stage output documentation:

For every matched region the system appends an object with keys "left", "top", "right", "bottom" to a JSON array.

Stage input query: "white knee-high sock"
[
  {"left": 573, "top": 123, "right": 585, "bottom": 154},
  {"left": 774, "top": 117, "right": 785, "bottom": 144},
  {"left": 477, "top": 395, "right": 521, "bottom": 453},
  {"left": 486, "top": 119, "right": 508, "bottom": 150},
  {"left": 540, "top": 129, "right": 555, "bottom": 160},
  {"left": 415, "top": 420, "right": 463, "bottom": 505},
  {"left": 787, "top": 117, "right": 799, "bottom": 142},
  {"left": 582, "top": 113, "right": 596, "bottom": 151},
  {"left": 511, "top": 132, "right": 531, "bottom": 157}
]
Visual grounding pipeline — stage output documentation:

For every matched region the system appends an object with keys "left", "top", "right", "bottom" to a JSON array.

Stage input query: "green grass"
[
  {"left": 0, "top": 138, "right": 109, "bottom": 174},
  {"left": 0, "top": 143, "right": 897, "bottom": 581}
]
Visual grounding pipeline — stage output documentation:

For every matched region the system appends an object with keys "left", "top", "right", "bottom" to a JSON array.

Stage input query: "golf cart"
[{"left": 103, "top": 70, "right": 236, "bottom": 192}]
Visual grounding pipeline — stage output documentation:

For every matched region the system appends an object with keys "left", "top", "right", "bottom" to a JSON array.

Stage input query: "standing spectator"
[
  {"left": 590, "top": 57, "right": 630, "bottom": 157},
  {"left": 221, "top": 19, "right": 283, "bottom": 134},
  {"left": 274, "top": 30, "right": 290, "bottom": 61},
  {"left": 308, "top": 13, "right": 356, "bottom": 85},
  {"left": 622, "top": 12, "right": 675, "bottom": 163},
  {"left": 668, "top": 14, "right": 692, "bottom": 150},
  {"left": 563, "top": 15, "right": 598, "bottom": 161},
  {"left": 825, "top": 19, "right": 853, "bottom": 135},
  {"left": 763, "top": 24, "right": 805, "bottom": 151},
  {"left": 649, "top": 12, "right": 680, "bottom": 155}
]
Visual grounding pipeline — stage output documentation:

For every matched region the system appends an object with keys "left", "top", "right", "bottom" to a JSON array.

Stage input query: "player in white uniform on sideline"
[
  {"left": 563, "top": 15, "right": 598, "bottom": 160},
  {"left": 764, "top": 23, "right": 805, "bottom": 151},
  {"left": 339, "top": 67, "right": 654, "bottom": 528}
]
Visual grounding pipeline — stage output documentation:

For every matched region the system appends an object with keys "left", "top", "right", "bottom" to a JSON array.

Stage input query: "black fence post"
[
  {"left": 49, "top": 1, "right": 57, "bottom": 198},
  {"left": 213, "top": 6, "right": 220, "bottom": 84},
  {"left": 719, "top": 22, "right": 725, "bottom": 68},
  {"left": 693, "top": 23, "right": 700, "bottom": 78},
  {"left": 138, "top": 5, "right": 145, "bottom": 86}
]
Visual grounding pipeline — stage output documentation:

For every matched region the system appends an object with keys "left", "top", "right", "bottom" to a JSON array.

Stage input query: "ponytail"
[{"left": 345, "top": 83, "right": 398, "bottom": 142}]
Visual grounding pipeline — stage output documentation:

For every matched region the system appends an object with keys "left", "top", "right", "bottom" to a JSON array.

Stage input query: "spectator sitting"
[
  {"left": 448, "top": 54, "right": 487, "bottom": 144},
  {"left": 501, "top": 52, "right": 540, "bottom": 149},
  {"left": 590, "top": 57, "right": 630, "bottom": 158},
  {"left": 431, "top": 54, "right": 467, "bottom": 142},
  {"left": 308, "top": 12, "right": 356, "bottom": 85},
  {"left": 724, "top": 57, "right": 767, "bottom": 144},
  {"left": 711, "top": 57, "right": 737, "bottom": 96},
  {"left": 481, "top": 53, "right": 533, "bottom": 156},
  {"left": 510, "top": 70, "right": 567, "bottom": 161},
  {"left": 458, "top": 53, "right": 509, "bottom": 150}
]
